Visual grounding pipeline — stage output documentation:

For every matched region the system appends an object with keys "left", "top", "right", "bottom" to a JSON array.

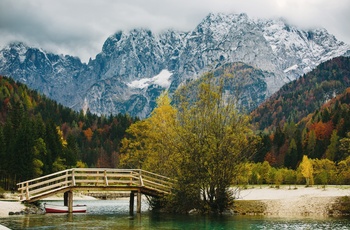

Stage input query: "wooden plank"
[
  {"left": 17, "top": 169, "right": 71, "bottom": 186},
  {"left": 28, "top": 181, "right": 68, "bottom": 196},
  {"left": 24, "top": 174, "right": 69, "bottom": 190}
]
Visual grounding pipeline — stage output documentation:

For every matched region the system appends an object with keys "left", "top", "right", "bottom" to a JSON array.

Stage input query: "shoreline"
[
  {"left": 1, "top": 186, "right": 349, "bottom": 217},
  {"left": 233, "top": 185, "right": 350, "bottom": 216},
  {"left": 235, "top": 185, "right": 350, "bottom": 200}
]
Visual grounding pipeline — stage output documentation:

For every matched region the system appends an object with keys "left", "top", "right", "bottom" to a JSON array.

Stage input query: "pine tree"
[
  {"left": 325, "top": 130, "right": 339, "bottom": 161},
  {"left": 285, "top": 138, "right": 298, "bottom": 169},
  {"left": 0, "top": 127, "right": 5, "bottom": 171}
]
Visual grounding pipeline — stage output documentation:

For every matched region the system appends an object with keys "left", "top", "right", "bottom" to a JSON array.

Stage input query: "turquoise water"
[{"left": 1, "top": 200, "right": 350, "bottom": 229}]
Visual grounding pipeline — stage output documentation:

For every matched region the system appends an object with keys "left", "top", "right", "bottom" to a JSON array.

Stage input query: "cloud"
[{"left": 1, "top": 0, "right": 349, "bottom": 63}]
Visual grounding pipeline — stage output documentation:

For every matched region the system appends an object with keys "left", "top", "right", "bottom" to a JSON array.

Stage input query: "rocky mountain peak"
[{"left": 0, "top": 13, "right": 349, "bottom": 118}]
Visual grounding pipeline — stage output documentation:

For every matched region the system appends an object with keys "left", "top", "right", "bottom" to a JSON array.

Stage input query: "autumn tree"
[
  {"left": 120, "top": 92, "right": 179, "bottom": 177},
  {"left": 298, "top": 155, "right": 314, "bottom": 186},
  {"left": 312, "top": 158, "right": 336, "bottom": 188},
  {"left": 171, "top": 73, "right": 259, "bottom": 213},
  {"left": 120, "top": 73, "right": 260, "bottom": 213},
  {"left": 337, "top": 156, "right": 350, "bottom": 184}
]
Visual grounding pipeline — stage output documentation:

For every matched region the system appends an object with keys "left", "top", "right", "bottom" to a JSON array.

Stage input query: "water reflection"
[{"left": 0, "top": 199, "right": 349, "bottom": 229}]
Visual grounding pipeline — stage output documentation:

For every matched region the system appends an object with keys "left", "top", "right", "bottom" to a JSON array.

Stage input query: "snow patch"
[
  {"left": 283, "top": 64, "right": 298, "bottom": 73},
  {"left": 82, "top": 98, "right": 89, "bottom": 115},
  {"left": 127, "top": 69, "right": 172, "bottom": 89}
]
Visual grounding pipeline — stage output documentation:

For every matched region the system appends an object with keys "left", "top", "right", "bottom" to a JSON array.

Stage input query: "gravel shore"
[{"left": 234, "top": 185, "right": 350, "bottom": 216}]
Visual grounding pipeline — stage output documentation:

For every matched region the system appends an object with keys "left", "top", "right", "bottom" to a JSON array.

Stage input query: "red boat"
[{"left": 44, "top": 203, "right": 87, "bottom": 213}]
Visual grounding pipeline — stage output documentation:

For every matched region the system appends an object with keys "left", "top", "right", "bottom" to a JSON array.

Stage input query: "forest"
[
  {"left": 0, "top": 76, "right": 137, "bottom": 189},
  {"left": 252, "top": 57, "right": 350, "bottom": 169}
]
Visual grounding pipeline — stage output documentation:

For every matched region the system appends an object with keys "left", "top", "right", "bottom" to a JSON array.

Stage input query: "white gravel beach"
[
  {"left": 235, "top": 185, "right": 350, "bottom": 216},
  {"left": 236, "top": 185, "right": 350, "bottom": 200}
]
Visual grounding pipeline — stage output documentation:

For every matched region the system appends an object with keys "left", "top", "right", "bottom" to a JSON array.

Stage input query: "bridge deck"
[{"left": 17, "top": 168, "right": 174, "bottom": 203}]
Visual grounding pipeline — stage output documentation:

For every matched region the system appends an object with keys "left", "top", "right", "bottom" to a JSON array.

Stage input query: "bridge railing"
[
  {"left": 140, "top": 170, "right": 175, "bottom": 194},
  {"left": 17, "top": 168, "right": 174, "bottom": 202}
]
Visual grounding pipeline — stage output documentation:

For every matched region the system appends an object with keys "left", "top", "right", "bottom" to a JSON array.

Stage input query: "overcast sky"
[{"left": 1, "top": 0, "right": 350, "bottom": 63}]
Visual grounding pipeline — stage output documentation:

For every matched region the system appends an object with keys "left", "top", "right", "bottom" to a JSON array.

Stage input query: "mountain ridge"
[{"left": 0, "top": 13, "right": 349, "bottom": 118}]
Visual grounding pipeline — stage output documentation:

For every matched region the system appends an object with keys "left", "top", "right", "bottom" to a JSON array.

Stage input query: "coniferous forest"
[{"left": 0, "top": 76, "right": 137, "bottom": 189}]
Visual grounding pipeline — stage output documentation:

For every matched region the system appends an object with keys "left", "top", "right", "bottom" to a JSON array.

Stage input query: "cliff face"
[{"left": 1, "top": 13, "right": 349, "bottom": 118}]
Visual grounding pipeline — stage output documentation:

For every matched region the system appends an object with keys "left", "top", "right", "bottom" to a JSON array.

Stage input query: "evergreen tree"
[
  {"left": 0, "top": 127, "right": 5, "bottom": 171},
  {"left": 326, "top": 130, "right": 339, "bottom": 161},
  {"left": 285, "top": 138, "right": 298, "bottom": 169},
  {"left": 307, "top": 130, "right": 317, "bottom": 158}
]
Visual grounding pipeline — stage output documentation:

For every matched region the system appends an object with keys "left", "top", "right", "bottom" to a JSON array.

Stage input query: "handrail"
[{"left": 17, "top": 168, "right": 174, "bottom": 202}]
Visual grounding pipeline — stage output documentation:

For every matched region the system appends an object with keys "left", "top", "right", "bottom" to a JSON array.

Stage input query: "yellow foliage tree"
[
  {"left": 56, "top": 126, "right": 67, "bottom": 147},
  {"left": 120, "top": 92, "right": 180, "bottom": 177},
  {"left": 299, "top": 155, "right": 314, "bottom": 186}
]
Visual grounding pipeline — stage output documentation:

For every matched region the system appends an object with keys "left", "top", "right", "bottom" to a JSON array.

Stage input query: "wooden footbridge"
[{"left": 17, "top": 168, "right": 174, "bottom": 214}]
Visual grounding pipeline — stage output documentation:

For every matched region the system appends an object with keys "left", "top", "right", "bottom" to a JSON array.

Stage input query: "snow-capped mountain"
[{"left": 0, "top": 13, "right": 349, "bottom": 118}]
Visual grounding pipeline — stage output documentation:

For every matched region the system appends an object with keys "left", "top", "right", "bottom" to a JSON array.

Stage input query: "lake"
[{"left": 0, "top": 199, "right": 349, "bottom": 229}]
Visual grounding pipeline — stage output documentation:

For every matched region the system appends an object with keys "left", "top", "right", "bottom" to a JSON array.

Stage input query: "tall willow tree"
[{"left": 120, "top": 73, "right": 260, "bottom": 213}]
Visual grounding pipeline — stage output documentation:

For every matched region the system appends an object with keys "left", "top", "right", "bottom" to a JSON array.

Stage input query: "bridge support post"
[
  {"left": 68, "top": 190, "right": 73, "bottom": 213},
  {"left": 137, "top": 190, "right": 141, "bottom": 213},
  {"left": 129, "top": 192, "right": 134, "bottom": 216}
]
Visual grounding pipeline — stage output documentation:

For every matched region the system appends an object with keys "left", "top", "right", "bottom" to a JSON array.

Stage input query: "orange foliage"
[
  {"left": 264, "top": 152, "right": 276, "bottom": 166},
  {"left": 309, "top": 121, "right": 334, "bottom": 140},
  {"left": 83, "top": 128, "right": 93, "bottom": 142}
]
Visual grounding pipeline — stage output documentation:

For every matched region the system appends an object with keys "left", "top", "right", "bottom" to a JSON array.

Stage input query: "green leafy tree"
[
  {"left": 261, "top": 161, "right": 271, "bottom": 184},
  {"left": 284, "top": 168, "right": 297, "bottom": 189},
  {"left": 339, "top": 132, "right": 350, "bottom": 160},
  {"left": 337, "top": 156, "right": 350, "bottom": 184},
  {"left": 274, "top": 169, "right": 284, "bottom": 188},
  {"left": 32, "top": 138, "right": 47, "bottom": 177},
  {"left": 312, "top": 158, "right": 336, "bottom": 187}
]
